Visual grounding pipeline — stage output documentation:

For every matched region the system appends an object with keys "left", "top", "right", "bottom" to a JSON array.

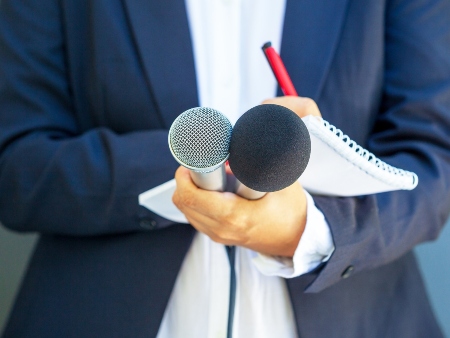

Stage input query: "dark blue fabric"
[{"left": 0, "top": 0, "right": 449, "bottom": 337}]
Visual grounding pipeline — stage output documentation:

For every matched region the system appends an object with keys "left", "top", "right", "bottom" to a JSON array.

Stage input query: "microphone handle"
[
  {"left": 189, "top": 162, "right": 235, "bottom": 337},
  {"left": 235, "top": 180, "right": 266, "bottom": 200},
  {"left": 190, "top": 164, "right": 227, "bottom": 192}
]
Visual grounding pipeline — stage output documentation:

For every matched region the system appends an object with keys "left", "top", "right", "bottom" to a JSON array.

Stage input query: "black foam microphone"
[{"left": 228, "top": 104, "right": 311, "bottom": 197}]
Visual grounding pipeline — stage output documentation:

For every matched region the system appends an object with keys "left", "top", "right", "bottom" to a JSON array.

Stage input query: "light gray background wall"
[
  {"left": 0, "top": 226, "right": 37, "bottom": 333},
  {"left": 416, "top": 220, "right": 450, "bottom": 336},
  {"left": 1, "top": 220, "right": 450, "bottom": 336}
]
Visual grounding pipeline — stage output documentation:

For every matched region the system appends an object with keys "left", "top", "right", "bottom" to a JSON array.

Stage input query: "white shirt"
[{"left": 156, "top": 1, "right": 335, "bottom": 337}]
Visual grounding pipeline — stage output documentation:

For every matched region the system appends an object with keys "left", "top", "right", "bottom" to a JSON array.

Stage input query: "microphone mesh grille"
[{"left": 169, "top": 107, "right": 232, "bottom": 169}]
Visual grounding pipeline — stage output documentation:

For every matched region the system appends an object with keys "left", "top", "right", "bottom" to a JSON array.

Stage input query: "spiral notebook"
[
  {"left": 139, "top": 116, "right": 418, "bottom": 222},
  {"left": 298, "top": 115, "right": 417, "bottom": 196}
]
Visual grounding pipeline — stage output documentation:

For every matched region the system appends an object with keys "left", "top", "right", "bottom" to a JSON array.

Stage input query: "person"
[{"left": 1, "top": 0, "right": 450, "bottom": 337}]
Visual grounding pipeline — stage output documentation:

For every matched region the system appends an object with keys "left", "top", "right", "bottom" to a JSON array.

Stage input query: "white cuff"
[{"left": 252, "top": 190, "right": 335, "bottom": 278}]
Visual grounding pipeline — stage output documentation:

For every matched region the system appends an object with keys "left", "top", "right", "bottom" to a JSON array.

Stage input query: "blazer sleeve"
[
  {"left": 305, "top": 0, "right": 450, "bottom": 292},
  {"left": 0, "top": 1, "right": 179, "bottom": 236}
]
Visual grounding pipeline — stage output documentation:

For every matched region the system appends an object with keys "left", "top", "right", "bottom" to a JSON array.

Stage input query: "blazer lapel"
[
  {"left": 122, "top": 0, "right": 198, "bottom": 127},
  {"left": 281, "top": 0, "right": 350, "bottom": 101}
]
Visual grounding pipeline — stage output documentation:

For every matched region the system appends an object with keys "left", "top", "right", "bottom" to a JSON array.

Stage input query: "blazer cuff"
[{"left": 303, "top": 194, "right": 385, "bottom": 293}]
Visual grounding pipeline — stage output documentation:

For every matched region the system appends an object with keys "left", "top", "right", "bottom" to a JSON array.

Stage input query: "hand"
[
  {"left": 172, "top": 166, "right": 307, "bottom": 257},
  {"left": 262, "top": 96, "right": 322, "bottom": 118}
]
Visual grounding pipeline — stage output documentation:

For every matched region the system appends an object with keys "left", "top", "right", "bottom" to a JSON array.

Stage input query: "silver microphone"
[{"left": 168, "top": 107, "right": 233, "bottom": 192}]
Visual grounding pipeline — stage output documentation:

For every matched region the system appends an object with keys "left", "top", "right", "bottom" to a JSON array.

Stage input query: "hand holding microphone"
[{"left": 172, "top": 97, "right": 320, "bottom": 257}]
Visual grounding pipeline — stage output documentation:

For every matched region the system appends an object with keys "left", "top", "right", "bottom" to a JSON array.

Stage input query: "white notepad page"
[
  {"left": 299, "top": 115, "right": 418, "bottom": 196},
  {"left": 139, "top": 116, "right": 418, "bottom": 223}
]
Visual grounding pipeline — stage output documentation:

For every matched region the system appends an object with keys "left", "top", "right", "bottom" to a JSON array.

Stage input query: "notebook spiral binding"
[{"left": 307, "top": 117, "right": 418, "bottom": 190}]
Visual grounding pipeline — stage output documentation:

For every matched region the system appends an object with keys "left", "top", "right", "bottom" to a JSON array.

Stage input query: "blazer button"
[
  {"left": 341, "top": 265, "right": 354, "bottom": 279},
  {"left": 140, "top": 218, "right": 157, "bottom": 230}
]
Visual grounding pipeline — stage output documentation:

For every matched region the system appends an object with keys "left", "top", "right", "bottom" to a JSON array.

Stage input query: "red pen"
[{"left": 262, "top": 41, "right": 298, "bottom": 96}]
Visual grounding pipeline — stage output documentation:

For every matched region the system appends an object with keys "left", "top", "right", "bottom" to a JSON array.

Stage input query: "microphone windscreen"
[
  {"left": 228, "top": 104, "right": 311, "bottom": 192},
  {"left": 169, "top": 107, "right": 232, "bottom": 171}
]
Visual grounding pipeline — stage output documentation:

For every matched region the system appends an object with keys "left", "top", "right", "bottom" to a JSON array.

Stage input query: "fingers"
[
  {"left": 182, "top": 207, "right": 248, "bottom": 246},
  {"left": 172, "top": 166, "right": 252, "bottom": 246},
  {"left": 172, "top": 166, "right": 244, "bottom": 221},
  {"left": 172, "top": 166, "right": 308, "bottom": 256},
  {"left": 262, "top": 96, "right": 322, "bottom": 118}
]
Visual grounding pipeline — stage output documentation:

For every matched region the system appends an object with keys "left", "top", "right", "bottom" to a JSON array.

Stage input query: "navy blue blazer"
[{"left": 1, "top": 0, "right": 450, "bottom": 337}]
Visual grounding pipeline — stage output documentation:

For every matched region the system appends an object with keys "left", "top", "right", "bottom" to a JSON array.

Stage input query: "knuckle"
[
  {"left": 301, "top": 96, "right": 314, "bottom": 104},
  {"left": 172, "top": 193, "right": 180, "bottom": 207},
  {"left": 172, "top": 189, "right": 196, "bottom": 210},
  {"left": 227, "top": 211, "right": 247, "bottom": 230},
  {"left": 180, "top": 191, "right": 195, "bottom": 208},
  {"left": 224, "top": 213, "right": 238, "bottom": 229},
  {"left": 302, "top": 97, "right": 320, "bottom": 114},
  {"left": 222, "top": 212, "right": 249, "bottom": 244},
  {"left": 209, "top": 233, "right": 225, "bottom": 244},
  {"left": 261, "top": 98, "right": 275, "bottom": 105}
]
